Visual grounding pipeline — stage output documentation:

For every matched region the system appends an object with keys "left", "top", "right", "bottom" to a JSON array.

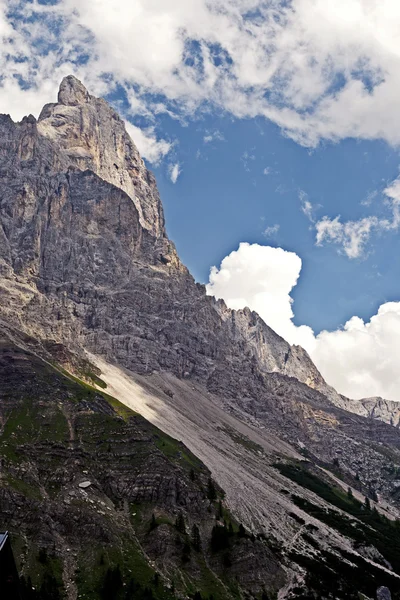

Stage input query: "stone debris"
[{"left": 78, "top": 481, "right": 92, "bottom": 489}]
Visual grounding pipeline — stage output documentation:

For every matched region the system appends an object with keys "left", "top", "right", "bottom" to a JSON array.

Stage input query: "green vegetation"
[
  {"left": 275, "top": 460, "right": 400, "bottom": 579},
  {"left": 82, "top": 370, "right": 108, "bottom": 389},
  {"left": 18, "top": 546, "right": 64, "bottom": 600},
  {"left": 289, "top": 545, "right": 400, "bottom": 600},
  {"left": 154, "top": 430, "right": 204, "bottom": 473},
  {"left": 56, "top": 365, "right": 134, "bottom": 419},
  {"left": 0, "top": 345, "right": 281, "bottom": 600},
  {"left": 0, "top": 399, "right": 69, "bottom": 462},
  {"left": 5, "top": 474, "right": 42, "bottom": 500},
  {"left": 274, "top": 461, "right": 363, "bottom": 515},
  {"left": 74, "top": 539, "right": 176, "bottom": 600}
]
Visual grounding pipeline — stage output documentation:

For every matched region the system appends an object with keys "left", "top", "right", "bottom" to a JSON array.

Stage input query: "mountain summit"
[
  {"left": 1, "top": 77, "right": 400, "bottom": 600},
  {"left": 38, "top": 75, "right": 166, "bottom": 237}
]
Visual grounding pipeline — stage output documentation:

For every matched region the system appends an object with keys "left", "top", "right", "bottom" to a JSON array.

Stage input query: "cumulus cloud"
[
  {"left": 314, "top": 304, "right": 400, "bottom": 401},
  {"left": 206, "top": 242, "right": 400, "bottom": 401},
  {"left": 169, "top": 163, "right": 181, "bottom": 184},
  {"left": 207, "top": 243, "right": 315, "bottom": 351},
  {"left": 315, "top": 177, "right": 400, "bottom": 258},
  {"left": 5, "top": 0, "right": 400, "bottom": 148},
  {"left": 125, "top": 123, "right": 171, "bottom": 164}
]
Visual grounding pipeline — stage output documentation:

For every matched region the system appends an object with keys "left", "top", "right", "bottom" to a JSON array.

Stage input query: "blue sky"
[
  {"left": 152, "top": 113, "right": 400, "bottom": 334},
  {"left": 2, "top": 0, "right": 400, "bottom": 400}
]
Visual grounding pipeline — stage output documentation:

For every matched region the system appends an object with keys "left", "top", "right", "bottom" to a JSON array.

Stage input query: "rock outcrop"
[{"left": 339, "top": 395, "right": 400, "bottom": 427}]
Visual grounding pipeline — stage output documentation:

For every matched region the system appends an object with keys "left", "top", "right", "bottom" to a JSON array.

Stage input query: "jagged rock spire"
[
  {"left": 58, "top": 75, "right": 90, "bottom": 106},
  {"left": 36, "top": 76, "right": 166, "bottom": 238}
]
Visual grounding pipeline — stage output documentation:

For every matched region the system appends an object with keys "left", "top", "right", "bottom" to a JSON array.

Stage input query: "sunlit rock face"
[{"left": 38, "top": 75, "right": 165, "bottom": 238}]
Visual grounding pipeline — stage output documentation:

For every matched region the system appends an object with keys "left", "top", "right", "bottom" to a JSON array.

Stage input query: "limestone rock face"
[
  {"left": 0, "top": 75, "right": 395, "bottom": 424},
  {"left": 38, "top": 75, "right": 165, "bottom": 237},
  {"left": 0, "top": 76, "right": 339, "bottom": 405},
  {"left": 339, "top": 396, "right": 400, "bottom": 427}
]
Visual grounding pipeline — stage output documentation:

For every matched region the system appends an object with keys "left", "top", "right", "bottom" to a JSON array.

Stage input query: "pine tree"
[
  {"left": 211, "top": 524, "right": 230, "bottom": 552},
  {"left": 369, "top": 487, "right": 378, "bottom": 502},
  {"left": 207, "top": 477, "right": 217, "bottom": 501},
  {"left": 40, "top": 574, "right": 61, "bottom": 600},
  {"left": 175, "top": 512, "right": 186, "bottom": 534},
  {"left": 101, "top": 566, "right": 122, "bottom": 600},
  {"left": 191, "top": 524, "right": 202, "bottom": 551},
  {"left": 182, "top": 540, "right": 191, "bottom": 563},
  {"left": 364, "top": 496, "right": 371, "bottom": 511},
  {"left": 38, "top": 548, "right": 48, "bottom": 564},
  {"left": 149, "top": 513, "right": 157, "bottom": 531},
  {"left": 347, "top": 487, "right": 353, "bottom": 499}
]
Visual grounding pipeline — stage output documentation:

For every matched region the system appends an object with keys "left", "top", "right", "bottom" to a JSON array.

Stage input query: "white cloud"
[
  {"left": 315, "top": 177, "right": 400, "bottom": 258},
  {"left": 313, "top": 304, "right": 400, "bottom": 401},
  {"left": 361, "top": 189, "right": 378, "bottom": 206},
  {"left": 302, "top": 200, "right": 315, "bottom": 222},
  {"left": 125, "top": 122, "right": 171, "bottom": 164},
  {"left": 241, "top": 150, "right": 256, "bottom": 172},
  {"left": 207, "top": 243, "right": 315, "bottom": 352},
  {"left": 5, "top": 1, "right": 400, "bottom": 147},
  {"left": 262, "top": 224, "right": 280, "bottom": 237},
  {"left": 315, "top": 215, "right": 379, "bottom": 259},
  {"left": 206, "top": 242, "right": 400, "bottom": 401},
  {"left": 203, "top": 130, "right": 224, "bottom": 144},
  {"left": 169, "top": 162, "right": 181, "bottom": 184},
  {"left": 299, "top": 191, "right": 318, "bottom": 223},
  {"left": 263, "top": 167, "right": 271, "bottom": 176}
]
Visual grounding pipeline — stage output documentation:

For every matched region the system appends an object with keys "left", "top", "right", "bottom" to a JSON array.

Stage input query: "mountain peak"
[
  {"left": 57, "top": 75, "right": 90, "bottom": 106},
  {"left": 36, "top": 76, "right": 166, "bottom": 238}
]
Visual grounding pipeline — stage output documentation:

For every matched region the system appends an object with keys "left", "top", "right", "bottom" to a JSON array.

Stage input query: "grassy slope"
[{"left": 0, "top": 340, "right": 283, "bottom": 600}]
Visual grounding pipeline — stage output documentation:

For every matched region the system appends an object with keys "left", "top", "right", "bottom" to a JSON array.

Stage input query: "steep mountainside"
[
  {"left": 1, "top": 76, "right": 400, "bottom": 600},
  {"left": 0, "top": 331, "right": 286, "bottom": 600},
  {"left": 0, "top": 76, "right": 341, "bottom": 405}
]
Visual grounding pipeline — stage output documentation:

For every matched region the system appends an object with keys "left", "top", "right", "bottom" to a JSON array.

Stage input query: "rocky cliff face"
[
  {"left": 38, "top": 76, "right": 165, "bottom": 238},
  {"left": 338, "top": 395, "right": 400, "bottom": 427},
  {"left": 0, "top": 76, "right": 342, "bottom": 405},
  {"left": 1, "top": 76, "right": 400, "bottom": 600}
]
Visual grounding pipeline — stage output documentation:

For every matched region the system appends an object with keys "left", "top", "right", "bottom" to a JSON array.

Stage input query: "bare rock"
[
  {"left": 58, "top": 75, "right": 90, "bottom": 106},
  {"left": 377, "top": 586, "right": 392, "bottom": 600}
]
